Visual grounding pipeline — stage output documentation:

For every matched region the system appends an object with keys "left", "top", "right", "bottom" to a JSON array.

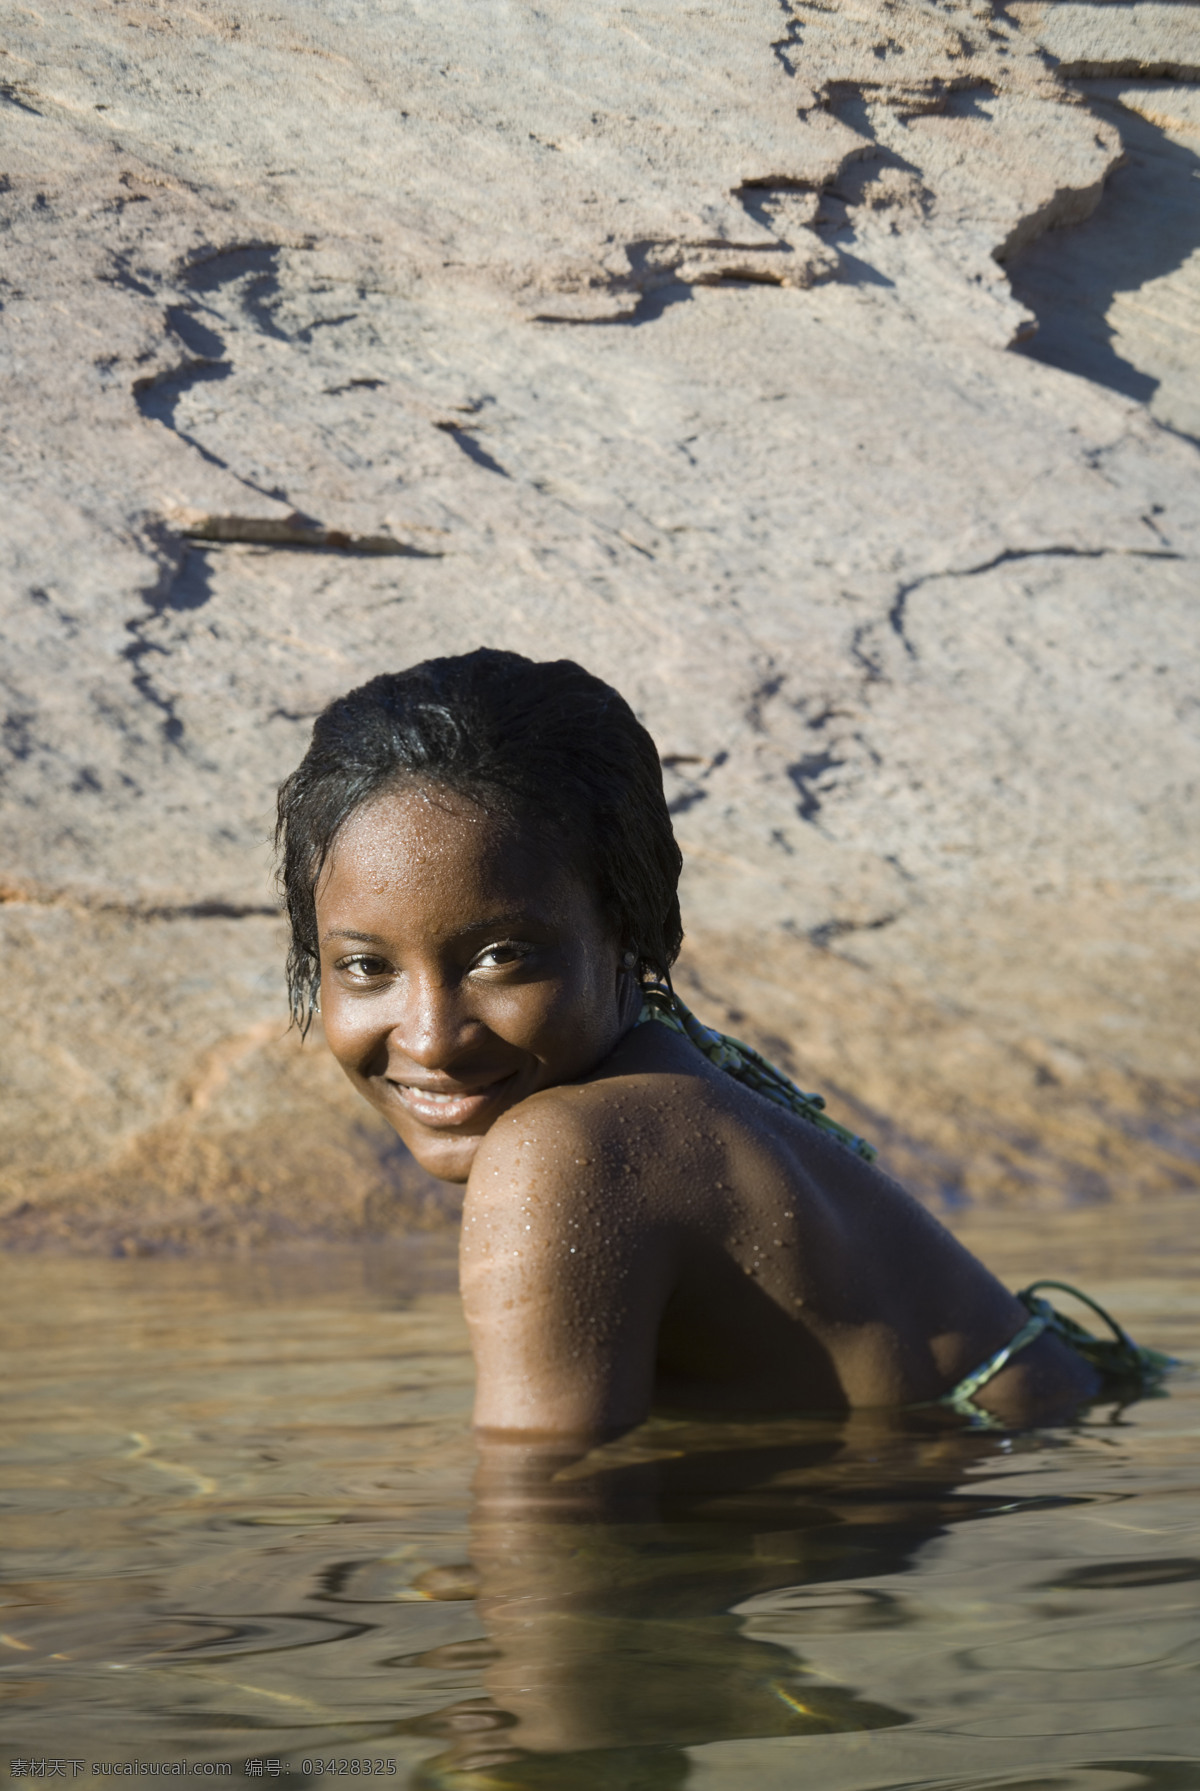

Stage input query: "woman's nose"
[{"left": 384, "top": 973, "right": 475, "bottom": 1070}]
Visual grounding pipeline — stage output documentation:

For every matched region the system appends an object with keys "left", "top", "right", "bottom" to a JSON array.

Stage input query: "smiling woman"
[
  {"left": 276, "top": 650, "right": 1169, "bottom": 1441},
  {"left": 316, "top": 786, "right": 639, "bottom": 1181},
  {"left": 276, "top": 652, "right": 682, "bottom": 1186}
]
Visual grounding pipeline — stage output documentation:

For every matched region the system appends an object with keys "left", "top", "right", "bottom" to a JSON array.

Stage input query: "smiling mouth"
[{"left": 387, "top": 1074, "right": 519, "bottom": 1129}]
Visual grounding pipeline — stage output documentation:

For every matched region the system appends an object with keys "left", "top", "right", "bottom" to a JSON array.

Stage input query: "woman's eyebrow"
[
  {"left": 321, "top": 915, "right": 544, "bottom": 948},
  {"left": 455, "top": 912, "right": 540, "bottom": 935}
]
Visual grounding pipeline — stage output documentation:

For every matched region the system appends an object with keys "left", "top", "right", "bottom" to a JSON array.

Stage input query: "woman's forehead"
[{"left": 317, "top": 784, "right": 579, "bottom": 916}]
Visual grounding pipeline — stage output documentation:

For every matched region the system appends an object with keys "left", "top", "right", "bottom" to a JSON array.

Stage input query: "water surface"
[{"left": 1, "top": 1207, "right": 1197, "bottom": 1788}]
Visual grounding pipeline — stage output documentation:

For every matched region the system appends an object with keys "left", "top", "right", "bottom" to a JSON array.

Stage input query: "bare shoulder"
[
  {"left": 471, "top": 1075, "right": 620, "bottom": 1169},
  {"left": 467, "top": 1024, "right": 716, "bottom": 1209},
  {"left": 461, "top": 1072, "right": 676, "bottom": 1277},
  {"left": 461, "top": 1076, "right": 678, "bottom": 1436}
]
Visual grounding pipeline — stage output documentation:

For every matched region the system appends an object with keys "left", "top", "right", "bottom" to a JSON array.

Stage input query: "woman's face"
[{"left": 315, "top": 783, "right": 631, "bottom": 1183}]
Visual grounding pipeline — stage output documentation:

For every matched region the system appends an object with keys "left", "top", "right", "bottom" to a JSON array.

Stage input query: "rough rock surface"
[{"left": 1, "top": 0, "right": 1197, "bottom": 1251}]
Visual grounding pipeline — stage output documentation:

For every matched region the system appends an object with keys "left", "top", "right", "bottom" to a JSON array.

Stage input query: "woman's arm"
[{"left": 460, "top": 1093, "right": 676, "bottom": 1438}]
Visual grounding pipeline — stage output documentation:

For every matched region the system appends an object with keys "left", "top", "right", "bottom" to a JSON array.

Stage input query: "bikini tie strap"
[
  {"left": 638, "top": 985, "right": 877, "bottom": 1162},
  {"left": 936, "top": 1310, "right": 1051, "bottom": 1421},
  {"left": 1017, "top": 1280, "right": 1176, "bottom": 1382}
]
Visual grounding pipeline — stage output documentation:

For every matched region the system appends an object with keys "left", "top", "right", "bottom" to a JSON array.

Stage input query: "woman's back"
[{"left": 463, "top": 1015, "right": 1090, "bottom": 1431}]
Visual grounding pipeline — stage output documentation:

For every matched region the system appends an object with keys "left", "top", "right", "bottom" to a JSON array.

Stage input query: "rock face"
[{"left": 1, "top": 0, "right": 1197, "bottom": 1250}]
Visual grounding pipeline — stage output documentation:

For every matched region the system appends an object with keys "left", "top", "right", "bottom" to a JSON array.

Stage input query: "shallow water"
[{"left": 1, "top": 1208, "right": 1198, "bottom": 1789}]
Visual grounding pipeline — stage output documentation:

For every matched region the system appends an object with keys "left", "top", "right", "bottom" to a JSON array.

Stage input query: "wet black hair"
[{"left": 275, "top": 648, "right": 684, "bottom": 1032}]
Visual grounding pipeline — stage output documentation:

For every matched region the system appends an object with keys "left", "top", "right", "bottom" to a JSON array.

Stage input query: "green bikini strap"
[
  {"left": 1016, "top": 1280, "right": 1176, "bottom": 1381},
  {"left": 1017, "top": 1280, "right": 1138, "bottom": 1352},
  {"left": 637, "top": 984, "right": 877, "bottom": 1163},
  {"left": 934, "top": 1308, "right": 1050, "bottom": 1422}
]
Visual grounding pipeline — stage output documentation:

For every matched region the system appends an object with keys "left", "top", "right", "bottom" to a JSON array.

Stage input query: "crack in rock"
[
  {"left": 810, "top": 910, "right": 901, "bottom": 950},
  {"left": 886, "top": 542, "right": 1186, "bottom": 658},
  {"left": 135, "top": 345, "right": 292, "bottom": 505},
  {"left": 434, "top": 422, "right": 512, "bottom": 479},
  {"left": 176, "top": 513, "right": 441, "bottom": 556},
  {"left": 0, "top": 78, "right": 42, "bottom": 116},
  {"left": 663, "top": 748, "right": 730, "bottom": 816},
  {"left": 1057, "top": 56, "right": 1200, "bottom": 82},
  {"left": 136, "top": 281, "right": 447, "bottom": 556},
  {"left": 118, "top": 530, "right": 214, "bottom": 748},
  {"left": 181, "top": 242, "right": 295, "bottom": 338},
  {"left": 534, "top": 213, "right": 848, "bottom": 320},
  {"left": 121, "top": 620, "right": 185, "bottom": 748},
  {"left": 787, "top": 747, "right": 846, "bottom": 823},
  {"left": 0, "top": 878, "right": 278, "bottom": 920},
  {"left": 133, "top": 254, "right": 317, "bottom": 508}
]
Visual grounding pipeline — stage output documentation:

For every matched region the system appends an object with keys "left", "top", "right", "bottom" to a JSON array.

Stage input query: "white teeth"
[{"left": 393, "top": 1080, "right": 504, "bottom": 1110}]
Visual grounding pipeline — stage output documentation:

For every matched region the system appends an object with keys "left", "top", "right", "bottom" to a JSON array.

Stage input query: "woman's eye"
[
  {"left": 340, "top": 954, "right": 390, "bottom": 979},
  {"left": 474, "top": 941, "right": 530, "bottom": 971}
]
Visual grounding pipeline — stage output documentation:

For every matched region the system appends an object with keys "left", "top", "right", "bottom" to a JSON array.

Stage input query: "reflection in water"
[
  {"left": 397, "top": 1418, "right": 1008, "bottom": 1787},
  {"left": 0, "top": 1219, "right": 1196, "bottom": 1788}
]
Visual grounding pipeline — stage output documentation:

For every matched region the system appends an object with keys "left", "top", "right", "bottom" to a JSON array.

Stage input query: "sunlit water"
[{"left": 2, "top": 1207, "right": 1197, "bottom": 1789}]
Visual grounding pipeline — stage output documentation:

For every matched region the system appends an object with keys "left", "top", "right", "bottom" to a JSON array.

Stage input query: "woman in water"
[{"left": 277, "top": 648, "right": 1165, "bottom": 1442}]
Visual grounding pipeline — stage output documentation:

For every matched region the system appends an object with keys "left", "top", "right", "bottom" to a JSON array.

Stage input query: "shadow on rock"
[{"left": 1007, "top": 96, "right": 1200, "bottom": 432}]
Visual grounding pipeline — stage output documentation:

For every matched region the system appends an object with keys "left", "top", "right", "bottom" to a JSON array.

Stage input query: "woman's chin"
[{"left": 403, "top": 1126, "right": 483, "bottom": 1186}]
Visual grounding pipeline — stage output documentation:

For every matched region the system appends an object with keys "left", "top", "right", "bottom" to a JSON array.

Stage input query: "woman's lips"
[{"left": 387, "top": 1073, "right": 519, "bottom": 1129}]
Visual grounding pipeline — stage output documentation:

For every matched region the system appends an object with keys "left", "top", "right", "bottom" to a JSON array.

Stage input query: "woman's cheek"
[
  {"left": 486, "top": 980, "right": 573, "bottom": 1053},
  {"left": 318, "top": 982, "right": 369, "bottom": 1073}
]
